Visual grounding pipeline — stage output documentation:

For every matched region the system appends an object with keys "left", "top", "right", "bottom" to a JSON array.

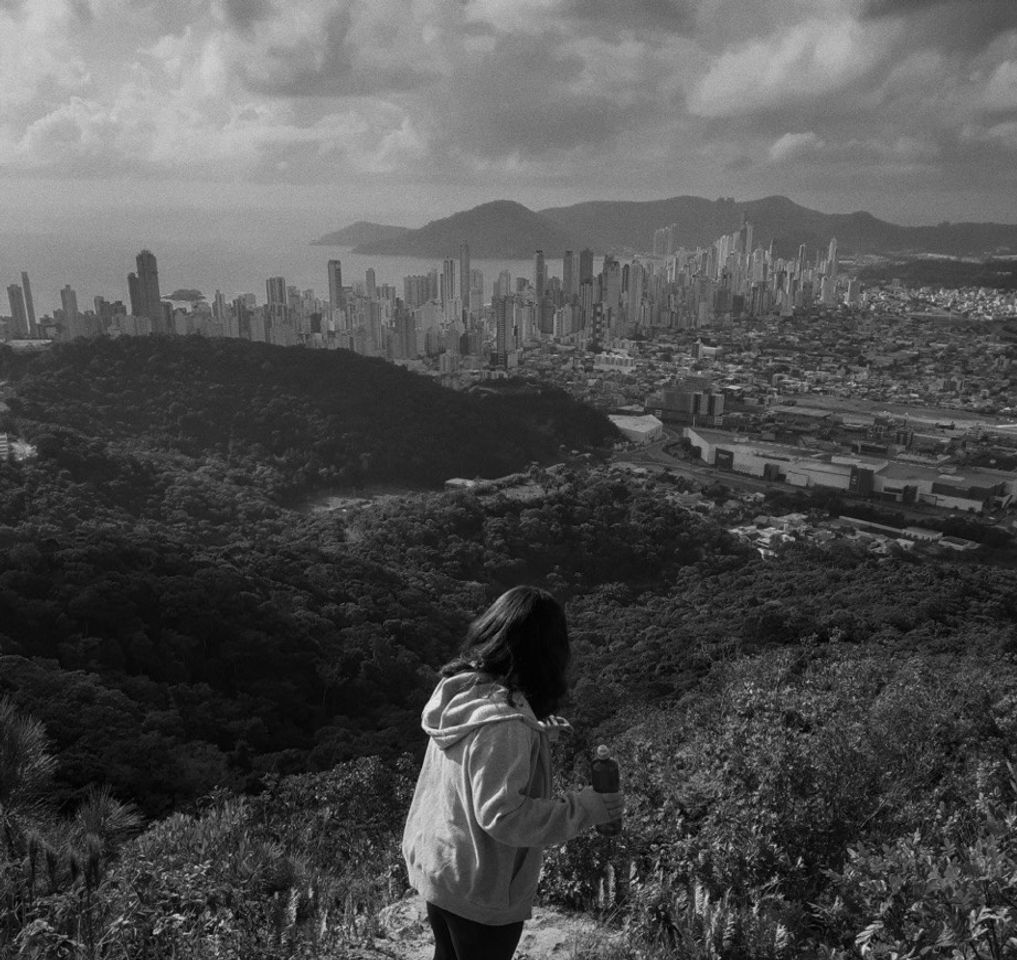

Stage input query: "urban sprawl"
[{"left": 5, "top": 219, "right": 1017, "bottom": 555}]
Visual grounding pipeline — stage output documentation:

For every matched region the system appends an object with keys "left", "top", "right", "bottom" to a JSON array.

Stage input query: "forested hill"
[
  {"left": 0, "top": 336, "right": 617, "bottom": 500},
  {"left": 6, "top": 338, "right": 1017, "bottom": 957},
  {"left": 0, "top": 335, "right": 614, "bottom": 816},
  {"left": 4, "top": 400, "right": 1017, "bottom": 956}
]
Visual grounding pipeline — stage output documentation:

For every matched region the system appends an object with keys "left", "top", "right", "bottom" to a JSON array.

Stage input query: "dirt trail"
[{"left": 348, "top": 894, "right": 622, "bottom": 959}]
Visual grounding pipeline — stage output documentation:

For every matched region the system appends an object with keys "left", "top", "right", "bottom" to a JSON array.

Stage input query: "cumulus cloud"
[
  {"left": 0, "top": 0, "right": 92, "bottom": 114},
  {"left": 983, "top": 60, "right": 1017, "bottom": 112},
  {"left": 687, "top": 16, "right": 900, "bottom": 117},
  {"left": 768, "top": 132, "right": 825, "bottom": 162},
  {"left": 0, "top": 0, "right": 1016, "bottom": 223}
]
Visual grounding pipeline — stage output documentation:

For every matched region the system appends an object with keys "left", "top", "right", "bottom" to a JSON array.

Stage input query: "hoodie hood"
[{"left": 422, "top": 672, "right": 544, "bottom": 750}]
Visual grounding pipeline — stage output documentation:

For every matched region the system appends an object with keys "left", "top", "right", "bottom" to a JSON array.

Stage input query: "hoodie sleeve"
[{"left": 467, "top": 719, "right": 607, "bottom": 847}]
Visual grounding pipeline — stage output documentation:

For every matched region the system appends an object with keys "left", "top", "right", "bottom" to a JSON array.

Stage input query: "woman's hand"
[
  {"left": 541, "top": 715, "right": 572, "bottom": 742},
  {"left": 578, "top": 786, "right": 624, "bottom": 823},
  {"left": 598, "top": 790, "right": 624, "bottom": 821}
]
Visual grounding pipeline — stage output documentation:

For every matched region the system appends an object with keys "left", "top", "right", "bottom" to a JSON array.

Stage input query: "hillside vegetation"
[
  {"left": 0, "top": 336, "right": 615, "bottom": 501},
  {"left": 2, "top": 337, "right": 1017, "bottom": 958}
]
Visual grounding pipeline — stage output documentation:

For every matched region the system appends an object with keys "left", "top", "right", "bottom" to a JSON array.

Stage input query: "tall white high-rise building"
[
  {"left": 440, "top": 258, "right": 459, "bottom": 308},
  {"left": 266, "top": 276, "right": 287, "bottom": 326},
  {"left": 628, "top": 260, "right": 644, "bottom": 327},
  {"left": 213, "top": 290, "right": 229, "bottom": 325},
  {"left": 602, "top": 255, "right": 621, "bottom": 311},
  {"left": 496, "top": 270, "right": 512, "bottom": 300},
  {"left": 459, "top": 241, "right": 471, "bottom": 320},
  {"left": 6, "top": 285, "right": 28, "bottom": 337},
  {"left": 327, "top": 259, "right": 344, "bottom": 325},
  {"left": 20, "top": 272, "right": 36, "bottom": 333}
]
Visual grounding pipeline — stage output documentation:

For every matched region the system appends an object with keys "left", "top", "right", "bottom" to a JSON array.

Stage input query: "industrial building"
[
  {"left": 610, "top": 414, "right": 664, "bottom": 444},
  {"left": 684, "top": 426, "right": 1015, "bottom": 513}
]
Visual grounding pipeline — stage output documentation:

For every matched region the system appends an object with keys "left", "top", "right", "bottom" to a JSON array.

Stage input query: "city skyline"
[
  {"left": 13, "top": 199, "right": 989, "bottom": 367},
  {"left": 0, "top": 0, "right": 1016, "bottom": 243}
]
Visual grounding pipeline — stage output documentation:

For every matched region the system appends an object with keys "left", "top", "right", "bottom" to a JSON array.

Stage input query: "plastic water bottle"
[{"left": 591, "top": 745, "right": 621, "bottom": 836}]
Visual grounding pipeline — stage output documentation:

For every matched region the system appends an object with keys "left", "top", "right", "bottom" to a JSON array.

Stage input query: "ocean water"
[{"left": 0, "top": 229, "right": 553, "bottom": 317}]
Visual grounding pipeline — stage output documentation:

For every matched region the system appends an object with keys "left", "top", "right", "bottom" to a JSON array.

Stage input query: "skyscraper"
[
  {"left": 494, "top": 296, "right": 510, "bottom": 364},
  {"left": 628, "top": 260, "right": 644, "bottom": 328},
  {"left": 563, "top": 251, "right": 576, "bottom": 298},
  {"left": 61, "top": 285, "right": 80, "bottom": 339},
  {"left": 266, "top": 276, "right": 288, "bottom": 327},
  {"left": 20, "top": 272, "right": 35, "bottom": 333},
  {"left": 6, "top": 285, "right": 28, "bottom": 337},
  {"left": 135, "top": 249, "right": 161, "bottom": 322},
  {"left": 579, "top": 248, "right": 594, "bottom": 285},
  {"left": 213, "top": 290, "right": 228, "bottom": 323},
  {"left": 827, "top": 237, "right": 838, "bottom": 279},
  {"left": 128, "top": 273, "right": 142, "bottom": 317},
  {"left": 403, "top": 274, "right": 429, "bottom": 308},
  {"left": 496, "top": 270, "right": 512, "bottom": 300},
  {"left": 441, "top": 258, "right": 458, "bottom": 311},
  {"left": 327, "top": 259, "right": 344, "bottom": 320},
  {"left": 666, "top": 223, "right": 679, "bottom": 257},
  {"left": 266, "top": 276, "right": 286, "bottom": 306},
  {"left": 459, "top": 241, "right": 470, "bottom": 321},
  {"left": 602, "top": 255, "right": 621, "bottom": 310},
  {"left": 534, "top": 250, "right": 546, "bottom": 304}
]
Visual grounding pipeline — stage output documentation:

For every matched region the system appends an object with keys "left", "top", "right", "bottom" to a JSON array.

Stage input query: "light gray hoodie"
[{"left": 401, "top": 671, "right": 611, "bottom": 925}]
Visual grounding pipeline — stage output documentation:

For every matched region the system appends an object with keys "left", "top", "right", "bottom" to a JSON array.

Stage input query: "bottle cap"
[{"left": 596, "top": 745, "right": 610, "bottom": 759}]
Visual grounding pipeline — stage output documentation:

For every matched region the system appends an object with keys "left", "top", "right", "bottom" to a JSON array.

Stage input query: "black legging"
[{"left": 426, "top": 901, "right": 524, "bottom": 960}]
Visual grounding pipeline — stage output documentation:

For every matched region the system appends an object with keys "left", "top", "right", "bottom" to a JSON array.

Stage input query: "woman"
[{"left": 402, "top": 585, "right": 624, "bottom": 960}]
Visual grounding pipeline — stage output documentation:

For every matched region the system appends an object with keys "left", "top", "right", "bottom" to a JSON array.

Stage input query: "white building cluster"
[{"left": 686, "top": 425, "right": 1015, "bottom": 513}]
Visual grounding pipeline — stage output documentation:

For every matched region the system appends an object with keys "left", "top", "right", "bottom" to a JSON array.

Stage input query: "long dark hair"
[{"left": 441, "top": 586, "right": 570, "bottom": 720}]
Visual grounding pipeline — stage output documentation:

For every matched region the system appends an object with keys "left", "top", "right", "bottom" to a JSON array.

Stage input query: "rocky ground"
[{"left": 344, "top": 894, "right": 625, "bottom": 959}]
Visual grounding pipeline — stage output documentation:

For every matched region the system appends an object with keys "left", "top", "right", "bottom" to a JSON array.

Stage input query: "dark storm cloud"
[
  {"left": 68, "top": 0, "right": 93, "bottom": 22},
  {"left": 235, "top": 5, "right": 436, "bottom": 98},
  {"left": 863, "top": 0, "right": 951, "bottom": 12},
  {"left": 461, "top": 18, "right": 496, "bottom": 37},
  {"left": 436, "top": 34, "right": 636, "bottom": 159},
  {"left": 219, "top": 0, "right": 273, "bottom": 34},
  {"left": 862, "top": 0, "right": 1017, "bottom": 50},
  {"left": 560, "top": 0, "right": 696, "bottom": 34}
]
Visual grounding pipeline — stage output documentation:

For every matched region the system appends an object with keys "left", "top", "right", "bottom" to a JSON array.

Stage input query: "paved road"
[{"left": 612, "top": 439, "right": 777, "bottom": 494}]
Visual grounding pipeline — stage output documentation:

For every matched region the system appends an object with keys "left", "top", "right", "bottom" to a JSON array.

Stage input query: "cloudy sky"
[{"left": 2, "top": 0, "right": 1017, "bottom": 237}]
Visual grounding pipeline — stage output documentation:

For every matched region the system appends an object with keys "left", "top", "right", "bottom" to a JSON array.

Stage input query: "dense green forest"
[
  {"left": 3, "top": 336, "right": 1017, "bottom": 958},
  {"left": 0, "top": 335, "right": 616, "bottom": 500}
]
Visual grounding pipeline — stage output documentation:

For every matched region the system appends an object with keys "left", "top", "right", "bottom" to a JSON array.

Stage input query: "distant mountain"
[
  {"left": 350, "top": 200, "right": 578, "bottom": 259},
  {"left": 537, "top": 195, "right": 1017, "bottom": 258},
  {"left": 313, "top": 221, "right": 410, "bottom": 246},
  {"left": 322, "top": 196, "right": 1017, "bottom": 261}
]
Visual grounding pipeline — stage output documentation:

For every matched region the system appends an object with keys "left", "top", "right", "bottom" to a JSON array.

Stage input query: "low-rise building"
[
  {"left": 609, "top": 414, "right": 664, "bottom": 444},
  {"left": 685, "top": 425, "right": 1017, "bottom": 513}
]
